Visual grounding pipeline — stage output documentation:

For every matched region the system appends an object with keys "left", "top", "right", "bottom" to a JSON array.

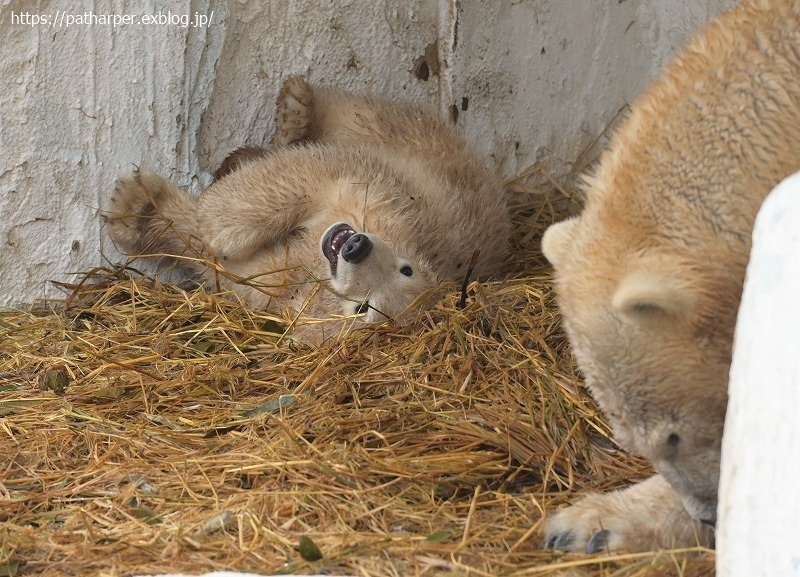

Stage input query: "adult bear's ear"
[
  {"left": 542, "top": 217, "right": 581, "bottom": 268},
  {"left": 612, "top": 260, "right": 697, "bottom": 324}
]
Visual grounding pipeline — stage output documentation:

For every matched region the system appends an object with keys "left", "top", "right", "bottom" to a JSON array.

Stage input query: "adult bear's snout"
[{"left": 341, "top": 233, "right": 373, "bottom": 264}]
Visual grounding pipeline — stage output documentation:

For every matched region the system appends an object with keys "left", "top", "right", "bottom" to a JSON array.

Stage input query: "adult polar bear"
[
  {"left": 104, "top": 77, "right": 509, "bottom": 342},
  {"left": 542, "top": 0, "right": 800, "bottom": 553}
]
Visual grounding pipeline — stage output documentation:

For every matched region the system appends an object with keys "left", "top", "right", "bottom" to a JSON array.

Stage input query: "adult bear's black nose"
[{"left": 341, "top": 233, "right": 372, "bottom": 264}]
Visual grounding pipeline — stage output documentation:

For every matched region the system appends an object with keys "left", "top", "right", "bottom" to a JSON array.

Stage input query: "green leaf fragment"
[
  {"left": 129, "top": 505, "right": 161, "bottom": 523},
  {"left": 42, "top": 368, "right": 71, "bottom": 393},
  {"left": 0, "top": 560, "right": 19, "bottom": 577},
  {"left": 94, "top": 386, "right": 126, "bottom": 399},
  {"left": 298, "top": 535, "right": 323, "bottom": 561},
  {"left": 425, "top": 529, "right": 454, "bottom": 542},
  {"left": 260, "top": 319, "right": 285, "bottom": 335},
  {"left": 190, "top": 341, "right": 218, "bottom": 354},
  {"left": 240, "top": 395, "right": 295, "bottom": 418},
  {"left": 0, "top": 399, "right": 47, "bottom": 416}
]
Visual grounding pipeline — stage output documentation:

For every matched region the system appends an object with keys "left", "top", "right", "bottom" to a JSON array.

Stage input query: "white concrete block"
[{"left": 718, "top": 172, "right": 800, "bottom": 576}]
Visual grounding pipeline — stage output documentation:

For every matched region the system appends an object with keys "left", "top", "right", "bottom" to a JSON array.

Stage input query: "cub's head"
[
  {"left": 320, "top": 222, "right": 437, "bottom": 324},
  {"left": 543, "top": 216, "right": 737, "bottom": 528}
]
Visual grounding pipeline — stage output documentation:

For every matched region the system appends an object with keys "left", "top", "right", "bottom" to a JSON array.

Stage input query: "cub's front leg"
[
  {"left": 104, "top": 170, "right": 201, "bottom": 260},
  {"left": 544, "top": 475, "right": 714, "bottom": 553}
]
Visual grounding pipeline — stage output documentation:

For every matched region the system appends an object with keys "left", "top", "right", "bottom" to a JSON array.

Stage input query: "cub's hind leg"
[
  {"left": 271, "top": 76, "right": 314, "bottom": 147},
  {"left": 104, "top": 170, "right": 204, "bottom": 274},
  {"left": 271, "top": 75, "right": 417, "bottom": 149},
  {"left": 274, "top": 76, "right": 472, "bottom": 171}
]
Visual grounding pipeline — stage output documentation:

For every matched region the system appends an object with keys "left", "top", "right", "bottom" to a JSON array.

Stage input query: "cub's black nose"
[{"left": 341, "top": 233, "right": 372, "bottom": 264}]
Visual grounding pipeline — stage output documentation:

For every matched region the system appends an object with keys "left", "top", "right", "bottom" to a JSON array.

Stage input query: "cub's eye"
[
  {"left": 354, "top": 301, "right": 370, "bottom": 315},
  {"left": 400, "top": 265, "right": 413, "bottom": 277}
]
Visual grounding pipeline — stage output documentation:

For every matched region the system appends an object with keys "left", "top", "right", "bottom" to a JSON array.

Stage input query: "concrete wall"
[
  {"left": 442, "top": 0, "right": 735, "bottom": 176},
  {"left": 0, "top": 0, "right": 734, "bottom": 306}
]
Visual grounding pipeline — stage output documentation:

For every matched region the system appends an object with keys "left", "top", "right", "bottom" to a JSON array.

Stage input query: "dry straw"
[{"left": 0, "top": 168, "right": 714, "bottom": 576}]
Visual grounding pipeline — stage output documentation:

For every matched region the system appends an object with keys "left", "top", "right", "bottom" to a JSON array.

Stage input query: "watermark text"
[{"left": 10, "top": 10, "right": 214, "bottom": 28}]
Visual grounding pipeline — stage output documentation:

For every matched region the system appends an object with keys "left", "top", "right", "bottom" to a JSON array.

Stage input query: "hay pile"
[{"left": 0, "top": 172, "right": 714, "bottom": 577}]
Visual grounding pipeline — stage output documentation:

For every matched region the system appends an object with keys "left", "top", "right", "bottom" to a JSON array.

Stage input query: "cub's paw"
[
  {"left": 271, "top": 75, "right": 313, "bottom": 147},
  {"left": 544, "top": 493, "right": 636, "bottom": 554},
  {"left": 104, "top": 170, "right": 160, "bottom": 252},
  {"left": 103, "top": 170, "right": 190, "bottom": 255},
  {"left": 543, "top": 476, "right": 713, "bottom": 553}
]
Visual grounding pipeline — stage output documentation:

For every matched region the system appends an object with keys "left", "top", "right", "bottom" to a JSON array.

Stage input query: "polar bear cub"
[
  {"left": 542, "top": 0, "right": 800, "bottom": 553},
  {"left": 104, "top": 77, "right": 510, "bottom": 341}
]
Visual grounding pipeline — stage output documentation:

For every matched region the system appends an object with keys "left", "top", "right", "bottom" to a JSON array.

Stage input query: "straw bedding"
[{"left": 0, "top": 171, "right": 714, "bottom": 576}]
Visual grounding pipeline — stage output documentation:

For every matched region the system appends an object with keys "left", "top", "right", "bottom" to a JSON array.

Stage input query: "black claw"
[
  {"left": 554, "top": 531, "right": 575, "bottom": 550},
  {"left": 544, "top": 530, "right": 575, "bottom": 551},
  {"left": 586, "top": 529, "right": 611, "bottom": 554},
  {"left": 699, "top": 517, "right": 716, "bottom": 528}
]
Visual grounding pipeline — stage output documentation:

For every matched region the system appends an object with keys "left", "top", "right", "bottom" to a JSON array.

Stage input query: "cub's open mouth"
[{"left": 321, "top": 223, "right": 356, "bottom": 276}]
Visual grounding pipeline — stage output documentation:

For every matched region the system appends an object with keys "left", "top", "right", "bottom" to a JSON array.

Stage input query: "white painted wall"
[
  {"left": 0, "top": 0, "right": 734, "bottom": 305},
  {"left": 717, "top": 173, "right": 800, "bottom": 577}
]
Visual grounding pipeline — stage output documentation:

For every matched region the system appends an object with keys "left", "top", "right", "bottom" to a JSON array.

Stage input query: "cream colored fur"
[
  {"left": 542, "top": 0, "right": 800, "bottom": 553},
  {"left": 103, "top": 77, "right": 509, "bottom": 342}
]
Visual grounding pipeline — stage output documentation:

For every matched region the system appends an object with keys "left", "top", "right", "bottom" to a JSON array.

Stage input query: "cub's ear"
[
  {"left": 612, "top": 264, "right": 697, "bottom": 323},
  {"left": 542, "top": 217, "right": 581, "bottom": 267}
]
